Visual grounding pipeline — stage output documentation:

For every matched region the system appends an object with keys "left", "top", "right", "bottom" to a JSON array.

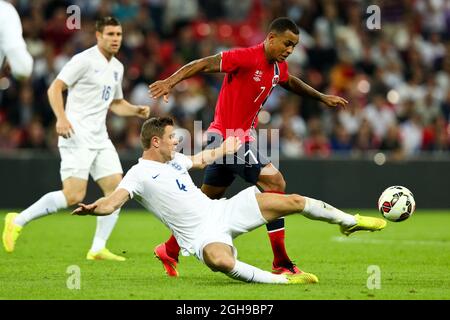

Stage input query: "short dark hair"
[
  {"left": 140, "top": 117, "right": 174, "bottom": 150},
  {"left": 268, "top": 17, "right": 299, "bottom": 35},
  {"left": 95, "top": 16, "right": 121, "bottom": 33}
]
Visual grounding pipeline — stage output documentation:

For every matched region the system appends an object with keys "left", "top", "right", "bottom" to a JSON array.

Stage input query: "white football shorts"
[
  {"left": 194, "top": 186, "right": 268, "bottom": 262},
  {"left": 59, "top": 147, "right": 123, "bottom": 181}
]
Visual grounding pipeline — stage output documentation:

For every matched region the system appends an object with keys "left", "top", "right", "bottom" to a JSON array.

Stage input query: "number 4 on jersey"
[{"left": 176, "top": 179, "right": 187, "bottom": 192}]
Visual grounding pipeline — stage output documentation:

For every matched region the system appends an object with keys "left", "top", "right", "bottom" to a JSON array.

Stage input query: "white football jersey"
[
  {"left": 118, "top": 153, "right": 216, "bottom": 256},
  {"left": 57, "top": 45, "right": 124, "bottom": 149}
]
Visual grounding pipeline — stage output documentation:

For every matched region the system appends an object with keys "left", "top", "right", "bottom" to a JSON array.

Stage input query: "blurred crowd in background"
[{"left": 0, "top": 0, "right": 450, "bottom": 160}]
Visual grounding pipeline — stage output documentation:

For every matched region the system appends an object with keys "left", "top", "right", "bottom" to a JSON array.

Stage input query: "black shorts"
[{"left": 203, "top": 132, "right": 271, "bottom": 187}]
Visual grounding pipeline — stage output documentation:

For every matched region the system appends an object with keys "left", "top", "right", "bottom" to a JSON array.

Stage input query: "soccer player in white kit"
[
  {"left": 2, "top": 17, "right": 150, "bottom": 261},
  {"left": 72, "top": 117, "right": 387, "bottom": 284},
  {"left": 0, "top": 0, "right": 33, "bottom": 79}
]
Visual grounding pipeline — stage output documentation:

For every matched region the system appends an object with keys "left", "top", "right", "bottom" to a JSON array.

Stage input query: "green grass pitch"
[{"left": 1, "top": 210, "right": 449, "bottom": 300}]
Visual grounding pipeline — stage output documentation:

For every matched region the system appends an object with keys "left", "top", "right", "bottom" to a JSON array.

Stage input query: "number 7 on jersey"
[{"left": 254, "top": 86, "right": 266, "bottom": 102}]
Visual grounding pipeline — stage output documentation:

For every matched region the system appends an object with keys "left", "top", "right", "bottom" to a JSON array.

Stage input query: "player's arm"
[
  {"left": 281, "top": 74, "right": 348, "bottom": 108},
  {"left": 72, "top": 188, "right": 130, "bottom": 216},
  {"left": 47, "top": 79, "right": 74, "bottom": 138},
  {"left": 149, "top": 53, "right": 221, "bottom": 102},
  {"left": 110, "top": 99, "right": 150, "bottom": 119},
  {"left": 189, "top": 136, "right": 242, "bottom": 169}
]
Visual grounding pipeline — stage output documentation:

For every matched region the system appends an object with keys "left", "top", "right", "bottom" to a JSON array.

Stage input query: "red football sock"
[
  {"left": 165, "top": 235, "right": 180, "bottom": 260},
  {"left": 268, "top": 228, "right": 292, "bottom": 267},
  {"left": 264, "top": 190, "right": 292, "bottom": 267}
]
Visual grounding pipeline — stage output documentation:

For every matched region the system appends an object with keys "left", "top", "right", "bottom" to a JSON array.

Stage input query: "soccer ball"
[{"left": 378, "top": 186, "right": 416, "bottom": 222}]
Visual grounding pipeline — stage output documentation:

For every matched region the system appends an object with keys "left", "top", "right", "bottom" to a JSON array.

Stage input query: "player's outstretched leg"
[
  {"left": 3, "top": 190, "right": 68, "bottom": 253},
  {"left": 154, "top": 236, "right": 180, "bottom": 277},
  {"left": 302, "top": 197, "right": 386, "bottom": 235},
  {"left": 203, "top": 243, "right": 318, "bottom": 284},
  {"left": 257, "top": 193, "right": 386, "bottom": 236}
]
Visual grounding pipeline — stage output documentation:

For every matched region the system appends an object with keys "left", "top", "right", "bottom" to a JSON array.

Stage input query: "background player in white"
[
  {"left": 2, "top": 17, "right": 150, "bottom": 261},
  {"left": 0, "top": 0, "right": 33, "bottom": 79},
  {"left": 72, "top": 117, "right": 386, "bottom": 284}
]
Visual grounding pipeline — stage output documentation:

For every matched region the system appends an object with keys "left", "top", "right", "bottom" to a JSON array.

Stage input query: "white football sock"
[
  {"left": 14, "top": 191, "right": 68, "bottom": 227},
  {"left": 302, "top": 197, "right": 356, "bottom": 226},
  {"left": 227, "top": 260, "right": 288, "bottom": 284},
  {"left": 90, "top": 209, "right": 120, "bottom": 253}
]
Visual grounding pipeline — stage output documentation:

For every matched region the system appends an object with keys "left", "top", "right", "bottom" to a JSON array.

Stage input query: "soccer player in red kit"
[{"left": 149, "top": 17, "right": 348, "bottom": 277}]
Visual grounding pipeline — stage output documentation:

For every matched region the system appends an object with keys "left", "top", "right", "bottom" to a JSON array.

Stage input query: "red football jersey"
[{"left": 207, "top": 43, "right": 289, "bottom": 141}]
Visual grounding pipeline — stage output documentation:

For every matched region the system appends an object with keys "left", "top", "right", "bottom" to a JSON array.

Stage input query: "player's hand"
[
  {"left": 56, "top": 117, "right": 75, "bottom": 139},
  {"left": 148, "top": 80, "right": 171, "bottom": 103},
  {"left": 136, "top": 105, "right": 150, "bottom": 119},
  {"left": 321, "top": 95, "right": 348, "bottom": 109},
  {"left": 222, "top": 137, "right": 242, "bottom": 155},
  {"left": 72, "top": 203, "right": 98, "bottom": 216}
]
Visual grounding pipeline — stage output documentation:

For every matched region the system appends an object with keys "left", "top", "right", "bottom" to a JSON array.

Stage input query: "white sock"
[
  {"left": 302, "top": 197, "right": 356, "bottom": 226},
  {"left": 14, "top": 191, "right": 68, "bottom": 227},
  {"left": 90, "top": 208, "right": 120, "bottom": 252},
  {"left": 227, "top": 260, "right": 288, "bottom": 284}
]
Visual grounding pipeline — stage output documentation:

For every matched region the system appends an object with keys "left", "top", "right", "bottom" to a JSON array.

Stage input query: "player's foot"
[
  {"left": 2, "top": 212, "right": 22, "bottom": 253},
  {"left": 154, "top": 243, "right": 179, "bottom": 277},
  {"left": 286, "top": 272, "right": 319, "bottom": 284},
  {"left": 340, "top": 214, "right": 387, "bottom": 236},
  {"left": 272, "top": 261, "right": 302, "bottom": 275},
  {"left": 86, "top": 248, "right": 126, "bottom": 261}
]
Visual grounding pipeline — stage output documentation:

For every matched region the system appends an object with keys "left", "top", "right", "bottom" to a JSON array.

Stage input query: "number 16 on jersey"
[{"left": 102, "top": 85, "right": 111, "bottom": 101}]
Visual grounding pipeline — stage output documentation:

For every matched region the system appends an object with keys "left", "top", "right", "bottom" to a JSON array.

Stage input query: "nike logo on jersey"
[
  {"left": 152, "top": 174, "right": 160, "bottom": 179},
  {"left": 94, "top": 69, "right": 100, "bottom": 73}
]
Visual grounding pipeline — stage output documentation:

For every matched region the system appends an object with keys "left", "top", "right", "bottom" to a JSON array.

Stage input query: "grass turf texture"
[{"left": 1, "top": 210, "right": 449, "bottom": 300}]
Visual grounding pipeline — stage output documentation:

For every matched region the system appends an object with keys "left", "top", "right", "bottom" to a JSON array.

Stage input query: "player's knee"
[
  {"left": 63, "top": 190, "right": 86, "bottom": 206},
  {"left": 208, "top": 256, "right": 235, "bottom": 273},
  {"left": 289, "top": 194, "right": 306, "bottom": 211},
  {"left": 265, "top": 174, "right": 286, "bottom": 192},
  {"left": 276, "top": 174, "right": 287, "bottom": 191},
  {"left": 203, "top": 248, "right": 235, "bottom": 273}
]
